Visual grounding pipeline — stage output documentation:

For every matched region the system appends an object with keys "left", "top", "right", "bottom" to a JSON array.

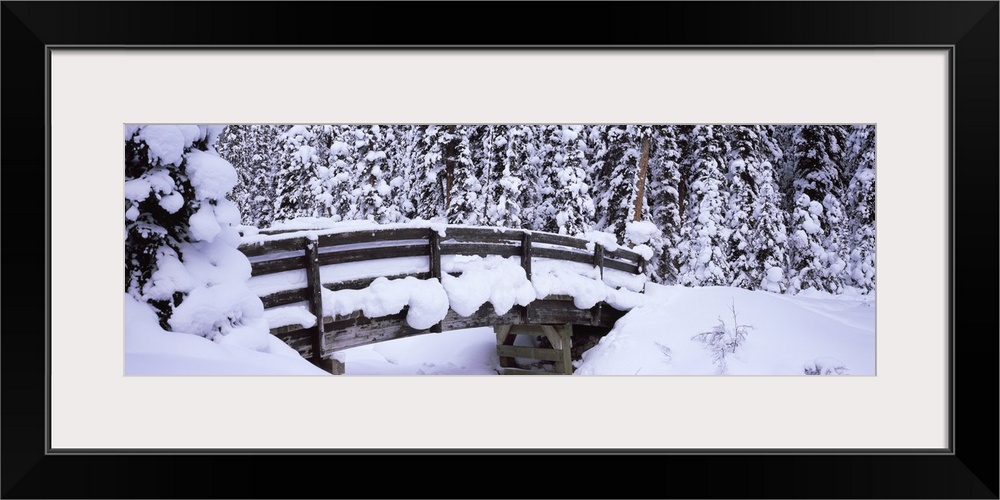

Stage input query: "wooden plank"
[
  {"left": 322, "top": 311, "right": 427, "bottom": 352},
  {"left": 439, "top": 242, "right": 520, "bottom": 258},
  {"left": 558, "top": 324, "right": 573, "bottom": 375},
  {"left": 238, "top": 236, "right": 308, "bottom": 257},
  {"left": 314, "top": 357, "right": 346, "bottom": 375},
  {"left": 531, "top": 232, "right": 590, "bottom": 250},
  {"left": 533, "top": 231, "right": 641, "bottom": 264},
  {"left": 521, "top": 231, "right": 532, "bottom": 281},
  {"left": 495, "top": 324, "right": 516, "bottom": 368},
  {"left": 323, "top": 310, "right": 408, "bottom": 331},
  {"left": 271, "top": 327, "right": 315, "bottom": 360},
  {"left": 258, "top": 228, "right": 310, "bottom": 236},
  {"left": 269, "top": 322, "right": 314, "bottom": 336},
  {"left": 606, "top": 247, "right": 641, "bottom": 264},
  {"left": 527, "top": 300, "right": 594, "bottom": 326},
  {"left": 304, "top": 240, "right": 324, "bottom": 365},
  {"left": 593, "top": 305, "right": 627, "bottom": 328},
  {"left": 499, "top": 368, "right": 556, "bottom": 375},
  {"left": 317, "top": 227, "right": 430, "bottom": 247},
  {"left": 441, "top": 226, "right": 525, "bottom": 244},
  {"left": 494, "top": 325, "right": 512, "bottom": 344},
  {"left": 603, "top": 258, "right": 641, "bottom": 275},
  {"left": 440, "top": 233, "right": 523, "bottom": 245},
  {"left": 508, "top": 324, "right": 545, "bottom": 337},
  {"left": 532, "top": 247, "right": 594, "bottom": 266},
  {"left": 316, "top": 244, "right": 430, "bottom": 266},
  {"left": 260, "top": 288, "right": 309, "bottom": 308},
  {"left": 538, "top": 294, "right": 574, "bottom": 301},
  {"left": 440, "top": 304, "right": 524, "bottom": 331},
  {"left": 251, "top": 256, "right": 307, "bottom": 277},
  {"left": 497, "top": 345, "right": 563, "bottom": 362},
  {"left": 322, "top": 272, "right": 432, "bottom": 292},
  {"left": 540, "top": 325, "right": 563, "bottom": 350}
]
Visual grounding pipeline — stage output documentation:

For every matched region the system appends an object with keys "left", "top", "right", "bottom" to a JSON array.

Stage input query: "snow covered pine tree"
[{"left": 125, "top": 125, "right": 274, "bottom": 351}]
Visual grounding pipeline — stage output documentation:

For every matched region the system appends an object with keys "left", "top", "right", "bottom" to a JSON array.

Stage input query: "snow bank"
[
  {"left": 339, "top": 327, "right": 500, "bottom": 375},
  {"left": 125, "top": 294, "right": 327, "bottom": 375},
  {"left": 168, "top": 282, "right": 268, "bottom": 350},
  {"left": 575, "top": 283, "right": 875, "bottom": 375}
]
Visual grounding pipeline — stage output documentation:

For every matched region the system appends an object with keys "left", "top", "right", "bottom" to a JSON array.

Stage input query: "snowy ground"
[
  {"left": 125, "top": 283, "right": 874, "bottom": 376},
  {"left": 575, "top": 283, "right": 874, "bottom": 375}
]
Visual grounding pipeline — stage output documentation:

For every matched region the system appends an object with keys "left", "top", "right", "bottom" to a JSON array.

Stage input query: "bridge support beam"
[
  {"left": 315, "top": 354, "right": 346, "bottom": 375},
  {"left": 495, "top": 323, "right": 573, "bottom": 375}
]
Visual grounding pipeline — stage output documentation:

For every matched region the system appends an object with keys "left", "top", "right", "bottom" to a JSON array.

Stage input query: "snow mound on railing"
[
  {"left": 532, "top": 260, "right": 645, "bottom": 311},
  {"left": 580, "top": 230, "right": 620, "bottom": 252},
  {"left": 321, "top": 277, "right": 450, "bottom": 331},
  {"left": 441, "top": 255, "right": 536, "bottom": 316}
]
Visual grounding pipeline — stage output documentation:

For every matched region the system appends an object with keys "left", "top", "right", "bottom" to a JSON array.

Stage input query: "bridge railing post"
[
  {"left": 428, "top": 229, "right": 442, "bottom": 280},
  {"left": 520, "top": 231, "right": 532, "bottom": 280},
  {"left": 520, "top": 231, "right": 533, "bottom": 323},
  {"left": 593, "top": 243, "right": 605, "bottom": 281},
  {"left": 304, "top": 238, "right": 327, "bottom": 367},
  {"left": 428, "top": 229, "right": 443, "bottom": 333}
]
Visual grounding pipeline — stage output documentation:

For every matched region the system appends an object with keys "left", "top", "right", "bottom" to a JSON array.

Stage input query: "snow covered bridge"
[{"left": 238, "top": 223, "right": 650, "bottom": 374}]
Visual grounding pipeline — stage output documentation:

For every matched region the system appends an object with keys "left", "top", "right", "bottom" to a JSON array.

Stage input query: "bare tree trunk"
[{"left": 633, "top": 136, "right": 651, "bottom": 222}]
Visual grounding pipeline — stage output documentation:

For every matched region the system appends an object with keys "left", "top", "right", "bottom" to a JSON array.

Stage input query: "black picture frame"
[{"left": 3, "top": 2, "right": 997, "bottom": 498}]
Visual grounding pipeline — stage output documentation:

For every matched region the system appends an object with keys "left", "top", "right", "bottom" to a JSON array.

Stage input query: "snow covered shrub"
[
  {"left": 691, "top": 299, "right": 753, "bottom": 374},
  {"left": 125, "top": 125, "right": 270, "bottom": 350},
  {"left": 653, "top": 341, "right": 673, "bottom": 362},
  {"left": 803, "top": 357, "right": 849, "bottom": 375}
]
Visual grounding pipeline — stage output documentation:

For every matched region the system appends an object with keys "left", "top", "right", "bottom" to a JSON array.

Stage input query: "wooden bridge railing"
[{"left": 238, "top": 226, "right": 646, "bottom": 368}]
